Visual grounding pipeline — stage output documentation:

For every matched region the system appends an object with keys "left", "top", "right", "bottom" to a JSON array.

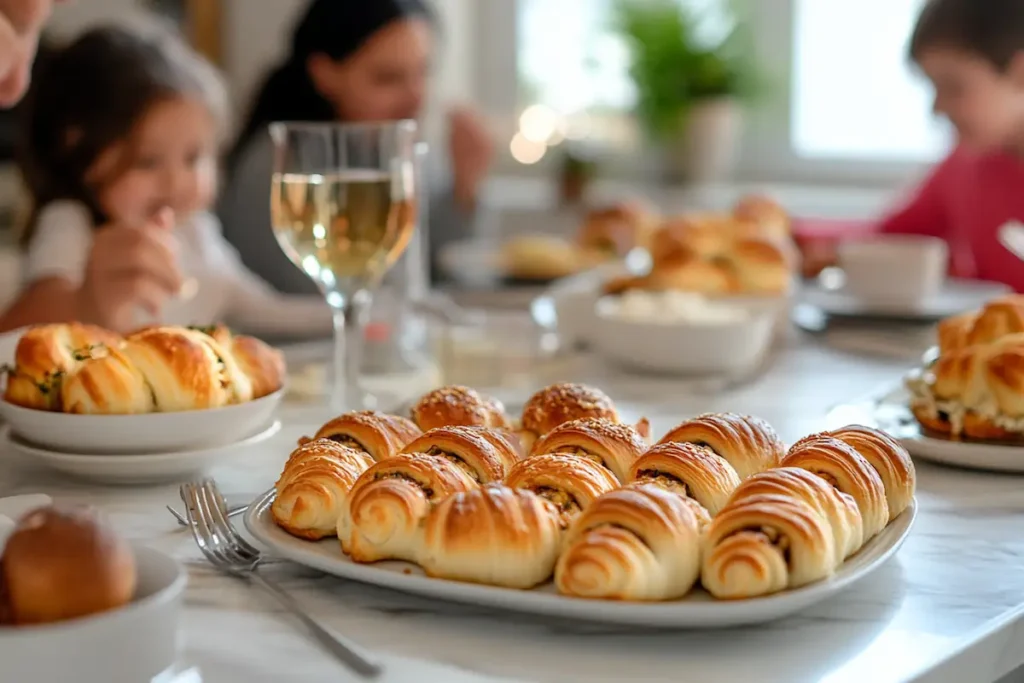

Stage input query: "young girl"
[
  {"left": 876, "top": 0, "right": 1024, "bottom": 291},
  {"left": 0, "top": 24, "right": 332, "bottom": 335}
]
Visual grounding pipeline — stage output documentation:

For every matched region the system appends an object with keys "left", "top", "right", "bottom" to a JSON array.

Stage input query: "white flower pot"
[{"left": 663, "top": 98, "right": 744, "bottom": 184}]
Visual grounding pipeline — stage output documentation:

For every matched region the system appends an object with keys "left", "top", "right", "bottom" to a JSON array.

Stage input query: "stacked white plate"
[{"left": 0, "top": 392, "right": 284, "bottom": 485}]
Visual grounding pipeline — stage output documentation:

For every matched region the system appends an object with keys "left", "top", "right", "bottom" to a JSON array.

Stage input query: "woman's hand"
[
  {"left": 77, "top": 208, "right": 184, "bottom": 332},
  {"left": 0, "top": 0, "right": 57, "bottom": 107},
  {"left": 448, "top": 105, "right": 494, "bottom": 212}
]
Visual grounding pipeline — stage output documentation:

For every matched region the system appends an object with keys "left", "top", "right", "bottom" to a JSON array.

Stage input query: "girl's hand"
[
  {"left": 77, "top": 208, "right": 184, "bottom": 332},
  {"left": 448, "top": 106, "right": 494, "bottom": 211}
]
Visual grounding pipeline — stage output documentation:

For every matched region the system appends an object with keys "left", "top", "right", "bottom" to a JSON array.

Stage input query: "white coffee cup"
[{"left": 838, "top": 235, "right": 948, "bottom": 309}]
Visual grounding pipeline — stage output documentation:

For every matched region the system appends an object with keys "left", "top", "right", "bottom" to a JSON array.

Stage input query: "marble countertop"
[{"left": 2, "top": 339, "right": 1023, "bottom": 683}]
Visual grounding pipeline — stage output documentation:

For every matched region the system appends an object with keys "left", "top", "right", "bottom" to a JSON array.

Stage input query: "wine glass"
[{"left": 269, "top": 120, "right": 419, "bottom": 412}]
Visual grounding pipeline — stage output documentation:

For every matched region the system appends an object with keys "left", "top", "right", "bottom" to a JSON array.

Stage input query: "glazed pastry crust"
[
  {"left": 555, "top": 483, "right": 703, "bottom": 601},
  {"left": 401, "top": 425, "right": 520, "bottom": 483},
  {"left": 410, "top": 385, "right": 512, "bottom": 432},
  {"left": 303, "top": 411, "right": 422, "bottom": 461},
  {"left": 272, "top": 439, "right": 374, "bottom": 540},
  {"left": 781, "top": 436, "right": 889, "bottom": 540},
  {"left": 529, "top": 417, "right": 647, "bottom": 483},
  {"left": 4, "top": 323, "right": 123, "bottom": 411},
  {"left": 520, "top": 383, "right": 619, "bottom": 439},
  {"left": 701, "top": 493, "right": 837, "bottom": 599},
  {"left": 504, "top": 453, "right": 619, "bottom": 527},
  {"left": 419, "top": 485, "right": 563, "bottom": 589},
  {"left": 629, "top": 442, "right": 741, "bottom": 516},
  {"left": 658, "top": 412, "right": 785, "bottom": 480},
  {"left": 338, "top": 453, "right": 477, "bottom": 564}
]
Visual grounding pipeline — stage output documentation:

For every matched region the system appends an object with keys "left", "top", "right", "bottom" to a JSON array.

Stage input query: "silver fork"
[{"left": 180, "top": 479, "right": 383, "bottom": 679}]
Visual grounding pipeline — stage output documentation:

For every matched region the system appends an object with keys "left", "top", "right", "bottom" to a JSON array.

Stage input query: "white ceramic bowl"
[
  {"left": 0, "top": 544, "right": 186, "bottom": 683},
  {"left": 591, "top": 298, "right": 776, "bottom": 375},
  {"left": 0, "top": 389, "right": 284, "bottom": 454}
]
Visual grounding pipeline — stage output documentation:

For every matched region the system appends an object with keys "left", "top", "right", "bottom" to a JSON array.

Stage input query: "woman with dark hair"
[{"left": 218, "top": 0, "right": 494, "bottom": 294}]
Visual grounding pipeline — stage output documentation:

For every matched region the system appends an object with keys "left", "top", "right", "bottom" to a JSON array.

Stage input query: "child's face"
[
  {"left": 918, "top": 48, "right": 1024, "bottom": 151},
  {"left": 88, "top": 95, "right": 218, "bottom": 228}
]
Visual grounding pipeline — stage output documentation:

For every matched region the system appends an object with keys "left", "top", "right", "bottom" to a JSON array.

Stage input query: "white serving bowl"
[
  {"left": 591, "top": 297, "right": 776, "bottom": 375},
  {"left": 0, "top": 388, "right": 284, "bottom": 454},
  {"left": 0, "top": 544, "right": 186, "bottom": 683}
]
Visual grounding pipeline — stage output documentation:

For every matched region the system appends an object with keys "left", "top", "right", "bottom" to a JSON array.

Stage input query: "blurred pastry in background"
[
  {"left": 577, "top": 200, "right": 659, "bottom": 260},
  {"left": 500, "top": 234, "right": 585, "bottom": 281},
  {"left": 733, "top": 195, "right": 791, "bottom": 240}
]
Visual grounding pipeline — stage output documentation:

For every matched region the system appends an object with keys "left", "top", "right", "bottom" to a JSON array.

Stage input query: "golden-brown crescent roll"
[
  {"left": 966, "top": 298, "right": 1024, "bottom": 348},
  {"left": 781, "top": 437, "right": 889, "bottom": 540},
  {"left": 401, "top": 425, "right": 519, "bottom": 483},
  {"left": 629, "top": 442, "right": 741, "bottom": 516},
  {"left": 937, "top": 311, "right": 978, "bottom": 356},
  {"left": 225, "top": 334, "right": 286, "bottom": 399},
  {"left": 410, "top": 385, "right": 512, "bottom": 432},
  {"left": 732, "top": 195, "right": 790, "bottom": 240},
  {"left": 529, "top": 417, "right": 646, "bottom": 483},
  {"left": 658, "top": 413, "right": 784, "bottom": 480},
  {"left": 724, "top": 237, "right": 791, "bottom": 295},
  {"left": 3, "top": 323, "right": 123, "bottom": 411},
  {"left": 419, "top": 485, "right": 563, "bottom": 589},
  {"left": 808, "top": 425, "right": 916, "bottom": 522},
  {"left": 301, "top": 410, "right": 422, "bottom": 460},
  {"left": 271, "top": 439, "right": 373, "bottom": 540},
  {"left": 647, "top": 260, "right": 740, "bottom": 296},
  {"left": 728, "top": 467, "right": 864, "bottom": 564},
  {"left": 337, "top": 453, "right": 477, "bottom": 564},
  {"left": 701, "top": 493, "right": 837, "bottom": 599},
  {"left": 555, "top": 483, "right": 703, "bottom": 601},
  {"left": 60, "top": 327, "right": 252, "bottom": 414},
  {"left": 519, "top": 383, "right": 620, "bottom": 452},
  {"left": 577, "top": 202, "right": 658, "bottom": 258},
  {"left": 504, "top": 453, "right": 619, "bottom": 528}
]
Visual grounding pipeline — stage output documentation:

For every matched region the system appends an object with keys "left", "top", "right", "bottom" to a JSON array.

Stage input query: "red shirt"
[{"left": 880, "top": 146, "right": 1024, "bottom": 291}]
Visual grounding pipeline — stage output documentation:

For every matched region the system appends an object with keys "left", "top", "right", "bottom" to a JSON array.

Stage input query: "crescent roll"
[
  {"left": 410, "top": 385, "right": 512, "bottom": 432},
  {"left": 302, "top": 411, "right": 422, "bottom": 460},
  {"left": 419, "top": 485, "right": 563, "bottom": 589},
  {"left": 529, "top": 418, "right": 647, "bottom": 483},
  {"left": 4, "top": 323, "right": 123, "bottom": 411},
  {"left": 728, "top": 467, "right": 864, "bottom": 564},
  {"left": 781, "top": 437, "right": 889, "bottom": 539},
  {"left": 555, "top": 483, "right": 703, "bottom": 601},
  {"left": 272, "top": 439, "right": 374, "bottom": 540},
  {"left": 337, "top": 453, "right": 477, "bottom": 564},
  {"left": 629, "top": 442, "right": 740, "bottom": 516},
  {"left": 702, "top": 493, "right": 837, "bottom": 599},
  {"left": 401, "top": 426, "right": 520, "bottom": 483},
  {"left": 519, "top": 383, "right": 620, "bottom": 451},
  {"left": 808, "top": 425, "right": 915, "bottom": 522},
  {"left": 504, "top": 453, "right": 619, "bottom": 528},
  {"left": 658, "top": 413, "right": 784, "bottom": 479},
  {"left": 61, "top": 327, "right": 252, "bottom": 414}
]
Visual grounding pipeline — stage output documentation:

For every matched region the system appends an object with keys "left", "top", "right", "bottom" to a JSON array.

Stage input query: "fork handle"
[{"left": 249, "top": 572, "right": 383, "bottom": 678}]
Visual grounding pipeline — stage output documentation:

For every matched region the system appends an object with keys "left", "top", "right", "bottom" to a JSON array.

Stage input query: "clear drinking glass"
[{"left": 269, "top": 120, "right": 419, "bottom": 411}]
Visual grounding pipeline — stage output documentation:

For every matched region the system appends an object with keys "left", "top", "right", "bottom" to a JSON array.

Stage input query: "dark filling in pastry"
[
  {"left": 937, "top": 410, "right": 951, "bottom": 423},
  {"left": 814, "top": 470, "right": 840, "bottom": 488},
  {"left": 374, "top": 472, "right": 434, "bottom": 499},
  {"left": 565, "top": 447, "right": 606, "bottom": 470},
  {"left": 737, "top": 525, "right": 791, "bottom": 565},
  {"left": 426, "top": 446, "right": 480, "bottom": 482},
  {"left": 533, "top": 486, "right": 581, "bottom": 516},
  {"left": 597, "top": 522, "right": 650, "bottom": 549},
  {"left": 634, "top": 469, "right": 689, "bottom": 496},
  {"left": 328, "top": 435, "right": 370, "bottom": 454},
  {"left": 690, "top": 441, "right": 720, "bottom": 456}
]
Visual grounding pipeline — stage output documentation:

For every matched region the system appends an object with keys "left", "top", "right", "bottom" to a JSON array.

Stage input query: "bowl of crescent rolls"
[
  {"left": 0, "top": 322, "right": 286, "bottom": 454},
  {"left": 256, "top": 382, "right": 916, "bottom": 603},
  {"left": 906, "top": 294, "right": 1024, "bottom": 441},
  {"left": 0, "top": 501, "right": 185, "bottom": 682}
]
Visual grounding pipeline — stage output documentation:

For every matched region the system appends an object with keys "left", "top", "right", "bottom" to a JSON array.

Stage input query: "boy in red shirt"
[{"left": 878, "top": 0, "right": 1024, "bottom": 291}]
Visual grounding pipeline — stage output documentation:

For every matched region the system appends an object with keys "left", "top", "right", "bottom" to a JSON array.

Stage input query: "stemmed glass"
[{"left": 269, "top": 120, "right": 419, "bottom": 411}]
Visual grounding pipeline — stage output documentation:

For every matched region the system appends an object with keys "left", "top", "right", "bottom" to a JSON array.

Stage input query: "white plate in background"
[
  {"left": 801, "top": 277, "right": 1010, "bottom": 321},
  {"left": 246, "top": 489, "right": 915, "bottom": 629},
  {"left": 3, "top": 420, "right": 281, "bottom": 485},
  {"left": 0, "top": 388, "right": 284, "bottom": 455}
]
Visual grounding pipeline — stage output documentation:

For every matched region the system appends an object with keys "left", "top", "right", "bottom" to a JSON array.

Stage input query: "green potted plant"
[{"left": 614, "top": 0, "right": 760, "bottom": 183}]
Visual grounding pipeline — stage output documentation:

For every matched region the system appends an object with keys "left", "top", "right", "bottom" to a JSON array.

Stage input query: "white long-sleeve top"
[{"left": 23, "top": 200, "right": 332, "bottom": 336}]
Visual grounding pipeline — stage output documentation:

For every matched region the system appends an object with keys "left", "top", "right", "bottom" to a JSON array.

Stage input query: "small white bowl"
[
  {"left": 0, "top": 388, "right": 284, "bottom": 455},
  {"left": 591, "top": 298, "right": 776, "bottom": 375},
  {"left": 0, "top": 544, "right": 186, "bottom": 683}
]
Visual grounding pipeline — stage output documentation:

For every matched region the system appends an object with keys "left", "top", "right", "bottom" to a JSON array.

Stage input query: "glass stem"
[{"left": 329, "top": 289, "right": 374, "bottom": 412}]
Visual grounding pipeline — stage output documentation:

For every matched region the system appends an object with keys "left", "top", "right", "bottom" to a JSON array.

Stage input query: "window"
[{"left": 501, "top": 0, "right": 951, "bottom": 181}]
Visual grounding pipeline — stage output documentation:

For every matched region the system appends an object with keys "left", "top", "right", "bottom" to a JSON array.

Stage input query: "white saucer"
[
  {"left": 2, "top": 420, "right": 282, "bottom": 485},
  {"left": 800, "top": 278, "right": 1010, "bottom": 321}
]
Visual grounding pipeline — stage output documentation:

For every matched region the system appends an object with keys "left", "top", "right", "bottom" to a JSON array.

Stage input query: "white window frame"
[{"left": 471, "top": 0, "right": 940, "bottom": 188}]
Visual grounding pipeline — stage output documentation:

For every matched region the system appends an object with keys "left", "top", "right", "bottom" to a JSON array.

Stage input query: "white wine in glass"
[{"left": 269, "top": 121, "right": 418, "bottom": 412}]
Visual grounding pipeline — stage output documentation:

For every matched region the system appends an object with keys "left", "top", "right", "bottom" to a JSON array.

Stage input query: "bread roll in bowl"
[
  {"left": 420, "top": 485, "right": 563, "bottom": 589},
  {"left": 1, "top": 506, "right": 136, "bottom": 625}
]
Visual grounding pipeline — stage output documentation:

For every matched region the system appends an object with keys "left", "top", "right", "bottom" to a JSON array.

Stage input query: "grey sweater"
[{"left": 217, "top": 132, "right": 472, "bottom": 294}]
